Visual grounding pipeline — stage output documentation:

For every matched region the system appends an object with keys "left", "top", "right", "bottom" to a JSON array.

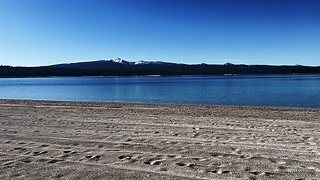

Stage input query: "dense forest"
[{"left": 0, "top": 60, "right": 319, "bottom": 77}]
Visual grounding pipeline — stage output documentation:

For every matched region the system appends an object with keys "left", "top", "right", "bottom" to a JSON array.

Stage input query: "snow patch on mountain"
[{"left": 110, "top": 58, "right": 168, "bottom": 65}]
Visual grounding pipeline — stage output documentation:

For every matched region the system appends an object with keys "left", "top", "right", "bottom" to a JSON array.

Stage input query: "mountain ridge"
[
  {"left": 48, "top": 58, "right": 176, "bottom": 67},
  {"left": 0, "top": 58, "right": 319, "bottom": 77}
]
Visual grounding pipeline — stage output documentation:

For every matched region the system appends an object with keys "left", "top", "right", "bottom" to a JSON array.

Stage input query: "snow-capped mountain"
[
  {"left": 134, "top": 60, "right": 169, "bottom": 65},
  {"left": 110, "top": 58, "right": 133, "bottom": 65},
  {"left": 50, "top": 58, "right": 174, "bottom": 71},
  {"left": 110, "top": 58, "right": 169, "bottom": 65}
]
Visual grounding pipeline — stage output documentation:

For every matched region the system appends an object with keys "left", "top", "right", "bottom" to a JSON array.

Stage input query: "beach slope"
[{"left": 0, "top": 100, "right": 319, "bottom": 179}]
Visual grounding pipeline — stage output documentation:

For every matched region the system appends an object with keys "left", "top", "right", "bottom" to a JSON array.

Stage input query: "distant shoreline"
[{"left": 0, "top": 73, "right": 319, "bottom": 79}]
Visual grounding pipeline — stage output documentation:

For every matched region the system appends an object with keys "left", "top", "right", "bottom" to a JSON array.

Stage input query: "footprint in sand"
[
  {"left": 19, "top": 158, "right": 32, "bottom": 164},
  {"left": 85, "top": 154, "right": 102, "bottom": 161},
  {"left": 144, "top": 158, "right": 163, "bottom": 166},
  {"left": 39, "top": 144, "right": 50, "bottom": 148},
  {"left": 209, "top": 169, "right": 232, "bottom": 174},
  {"left": 33, "top": 151, "right": 48, "bottom": 156},
  {"left": 47, "top": 159, "right": 63, "bottom": 164},
  {"left": 269, "top": 158, "right": 286, "bottom": 165},
  {"left": 176, "top": 162, "right": 186, "bottom": 167}
]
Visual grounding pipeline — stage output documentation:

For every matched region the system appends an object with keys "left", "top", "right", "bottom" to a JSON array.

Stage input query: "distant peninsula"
[{"left": 1, "top": 58, "right": 319, "bottom": 77}]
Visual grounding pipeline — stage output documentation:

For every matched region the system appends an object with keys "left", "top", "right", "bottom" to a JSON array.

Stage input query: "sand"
[{"left": 0, "top": 100, "right": 320, "bottom": 180}]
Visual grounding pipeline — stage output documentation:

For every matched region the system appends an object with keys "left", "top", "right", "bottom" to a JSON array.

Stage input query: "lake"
[{"left": 0, "top": 75, "right": 319, "bottom": 108}]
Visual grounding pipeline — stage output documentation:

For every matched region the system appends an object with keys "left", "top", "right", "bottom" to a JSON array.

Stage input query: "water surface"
[{"left": 0, "top": 75, "right": 319, "bottom": 108}]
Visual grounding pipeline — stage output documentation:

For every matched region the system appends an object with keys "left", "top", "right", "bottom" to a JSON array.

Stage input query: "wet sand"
[{"left": 0, "top": 99, "right": 320, "bottom": 179}]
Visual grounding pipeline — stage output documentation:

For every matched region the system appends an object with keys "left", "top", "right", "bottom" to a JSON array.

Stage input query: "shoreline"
[
  {"left": 1, "top": 99, "right": 319, "bottom": 179},
  {"left": 1, "top": 98, "right": 319, "bottom": 111},
  {"left": 0, "top": 73, "right": 320, "bottom": 79}
]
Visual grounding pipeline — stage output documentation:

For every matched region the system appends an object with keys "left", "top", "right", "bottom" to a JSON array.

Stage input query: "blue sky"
[{"left": 0, "top": 0, "right": 319, "bottom": 66}]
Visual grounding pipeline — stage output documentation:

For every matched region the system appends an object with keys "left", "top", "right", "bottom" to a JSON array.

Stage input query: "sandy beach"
[{"left": 0, "top": 99, "right": 320, "bottom": 179}]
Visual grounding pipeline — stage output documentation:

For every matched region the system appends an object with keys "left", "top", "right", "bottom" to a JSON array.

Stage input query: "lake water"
[{"left": 0, "top": 75, "right": 319, "bottom": 108}]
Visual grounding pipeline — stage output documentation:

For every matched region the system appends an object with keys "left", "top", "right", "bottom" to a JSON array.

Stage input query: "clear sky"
[{"left": 0, "top": 0, "right": 319, "bottom": 66}]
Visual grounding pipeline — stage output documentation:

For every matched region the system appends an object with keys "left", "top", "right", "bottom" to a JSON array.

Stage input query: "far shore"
[{"left": 0, "top": 73, "right": 319, "bottom": 79}]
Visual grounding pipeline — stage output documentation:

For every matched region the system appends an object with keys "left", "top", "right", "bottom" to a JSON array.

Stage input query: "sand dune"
[{"left": 0, "top": 100, "right": 319, "bottom": 179}]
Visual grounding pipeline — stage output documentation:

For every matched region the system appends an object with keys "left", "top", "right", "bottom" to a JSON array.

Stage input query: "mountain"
[
  {"left": 0, "top": 59, "right": 319, "bottom": 77},
  {"left": 50, "top": 58, "right": 172, "bottom": 69}
]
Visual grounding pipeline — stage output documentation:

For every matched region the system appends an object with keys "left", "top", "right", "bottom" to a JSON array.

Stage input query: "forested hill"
[{"left": 0, "top": 59, "right": 319, "bottom": 77}]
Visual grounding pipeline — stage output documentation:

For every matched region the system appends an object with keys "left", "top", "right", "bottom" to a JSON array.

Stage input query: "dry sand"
[{"left": 0, "top": 100, "right": 320, "bottom": 179}]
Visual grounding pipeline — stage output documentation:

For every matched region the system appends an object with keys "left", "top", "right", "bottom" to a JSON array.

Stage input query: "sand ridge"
[{"left": 0, "top": 100, "right": 320, "bottom": 179}]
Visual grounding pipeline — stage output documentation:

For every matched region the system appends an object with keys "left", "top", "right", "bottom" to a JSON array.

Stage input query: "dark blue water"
[{"left": 0, "top": 75, "right": 319, "bottom": 108}]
